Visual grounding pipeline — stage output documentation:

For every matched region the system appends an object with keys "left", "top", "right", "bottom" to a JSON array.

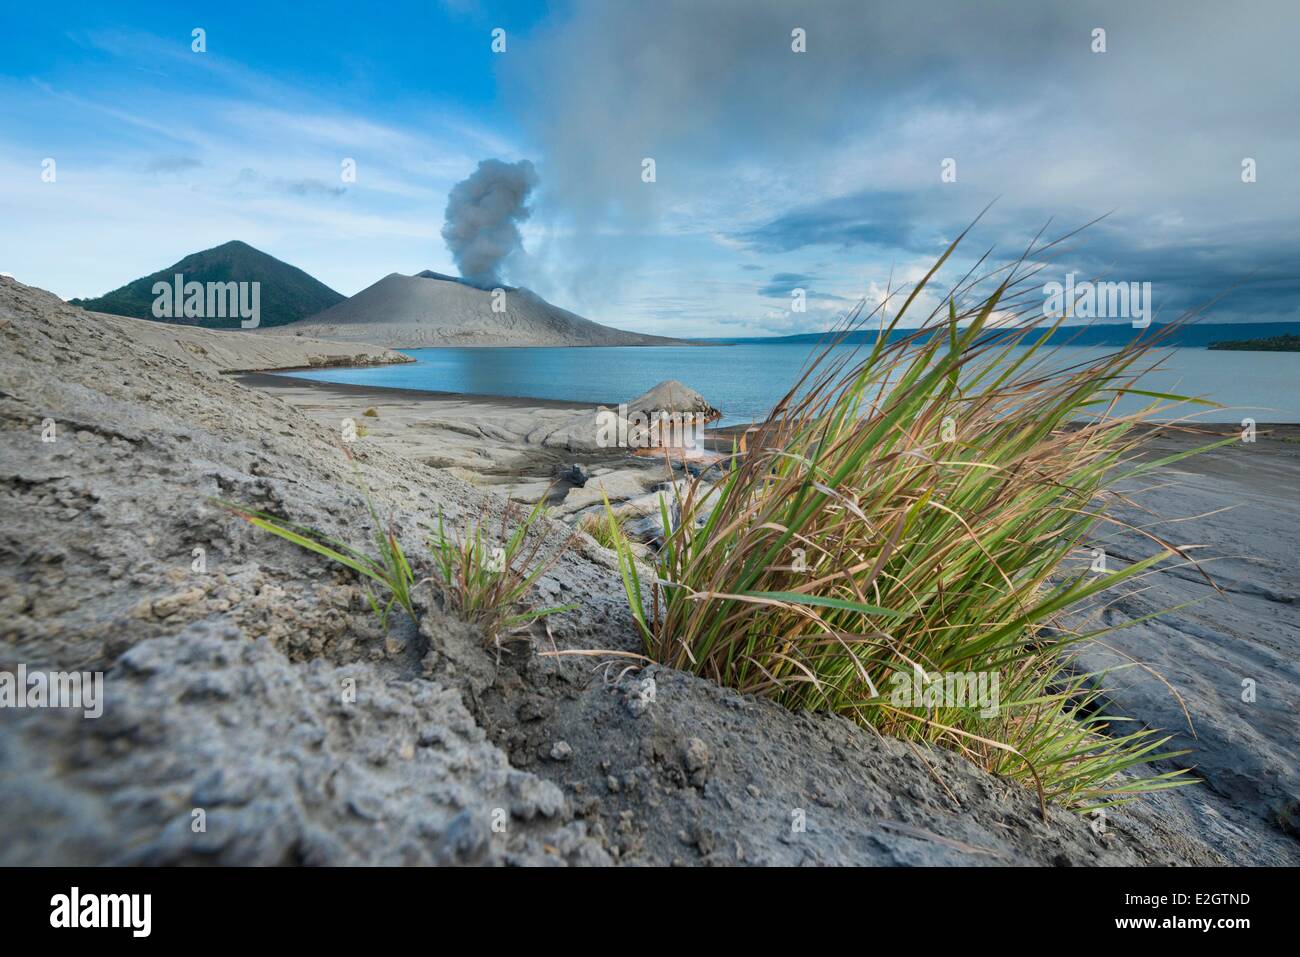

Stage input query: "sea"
[{"left": 280, "top": 342, "right": 1299, "bottom": 427}]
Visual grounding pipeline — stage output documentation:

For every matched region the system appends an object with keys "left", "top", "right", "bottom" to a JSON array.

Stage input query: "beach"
[
  {"left": 1, "top": 277, "right": 1296, "bottom": 865},
  {"left": 233, "top": 372, "right": 719, "bottom": 520}
]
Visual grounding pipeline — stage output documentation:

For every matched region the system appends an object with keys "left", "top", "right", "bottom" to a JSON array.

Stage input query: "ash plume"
[{"left": 441, "top": 159, "right": 538, "bottom": 286}]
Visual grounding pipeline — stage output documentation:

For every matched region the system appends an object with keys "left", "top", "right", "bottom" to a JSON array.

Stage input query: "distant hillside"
[
  {"left": 70, "top": 240, "right": 345, "bottom": 329},
  {"left": 708, "top": 320, "right": 1300, "bottom": 349},
  {"left": 274, "top": 271, "right": 684, "bottom": 348},
  {"left": 1209, "top": 333, "right": 1300, "bottom": 352}
]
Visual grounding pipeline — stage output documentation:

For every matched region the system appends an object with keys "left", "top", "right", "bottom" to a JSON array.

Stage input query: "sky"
[{"left": 1, "top": 0, "right": 1297, "bottom": 337}]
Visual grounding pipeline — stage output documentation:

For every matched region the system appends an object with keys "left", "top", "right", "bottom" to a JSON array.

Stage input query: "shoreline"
[
  {"left": 239, "top": 370, "right": 1300, "bottom": 434},
  {"left": 235, "top": 370, "right": 599, "bottom": 411},
  {"left": 236, "top": 369, "right": 730, "bottom": 517}
]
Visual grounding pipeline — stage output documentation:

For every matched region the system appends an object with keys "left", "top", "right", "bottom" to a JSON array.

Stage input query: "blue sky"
[{"left": 2, "top": 1, "right": 1297, "bottom": 336}]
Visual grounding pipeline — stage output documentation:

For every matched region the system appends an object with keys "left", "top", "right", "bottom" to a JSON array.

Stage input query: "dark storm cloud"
[
  {"left": 1032, "top": 221, "right": 1300, "bottom": 323},
  {"left": 740, "top": 192, "right": 935, "bottom": 255},
  {"left": 505, "top": 0, "right": 1083, "bottom": 211},
  {"left": 758, "top": 272, "right": 849, "bottom": 301},
  {"left": 503, "top": 0, "right": 1300, "bottom": 324}
]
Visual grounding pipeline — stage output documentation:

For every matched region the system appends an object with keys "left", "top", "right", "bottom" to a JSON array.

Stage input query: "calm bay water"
[{"left": 282, "top": 343, "right": 1299, "bottom": 426}]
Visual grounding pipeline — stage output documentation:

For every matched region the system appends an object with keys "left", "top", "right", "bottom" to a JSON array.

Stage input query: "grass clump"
[
  {"left": 606, "top": 227, "right": 1222, "bottom": 811},
  {"left": 430, "top": 499, "right": 577, "bottom": 646},
  {"left": 579, "top": 509, "right": 630, "bottom": 551}
]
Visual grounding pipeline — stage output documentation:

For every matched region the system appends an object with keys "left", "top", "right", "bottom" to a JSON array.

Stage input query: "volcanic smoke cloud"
[{"left": 441, "top": 158, "right": 539, "bottom": 286}]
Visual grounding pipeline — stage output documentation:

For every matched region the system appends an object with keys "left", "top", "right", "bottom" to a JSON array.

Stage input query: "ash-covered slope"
[
  {"left": 274, "top": 272, "right": 683, "bottom": 347},
  {"left": 0, "top": 275, "right": 1239, "bottom": 866}
]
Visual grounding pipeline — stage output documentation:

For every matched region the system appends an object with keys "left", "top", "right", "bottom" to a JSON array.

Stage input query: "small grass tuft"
[
  {"left": 579, "top": 509, "right": 630, "bottom": 551},
  {"left": 220, "top": 464, "right": 575, "bottom": 644},
  {"left": 429, "top": 498, "right": 578, "bottom": 647}
]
